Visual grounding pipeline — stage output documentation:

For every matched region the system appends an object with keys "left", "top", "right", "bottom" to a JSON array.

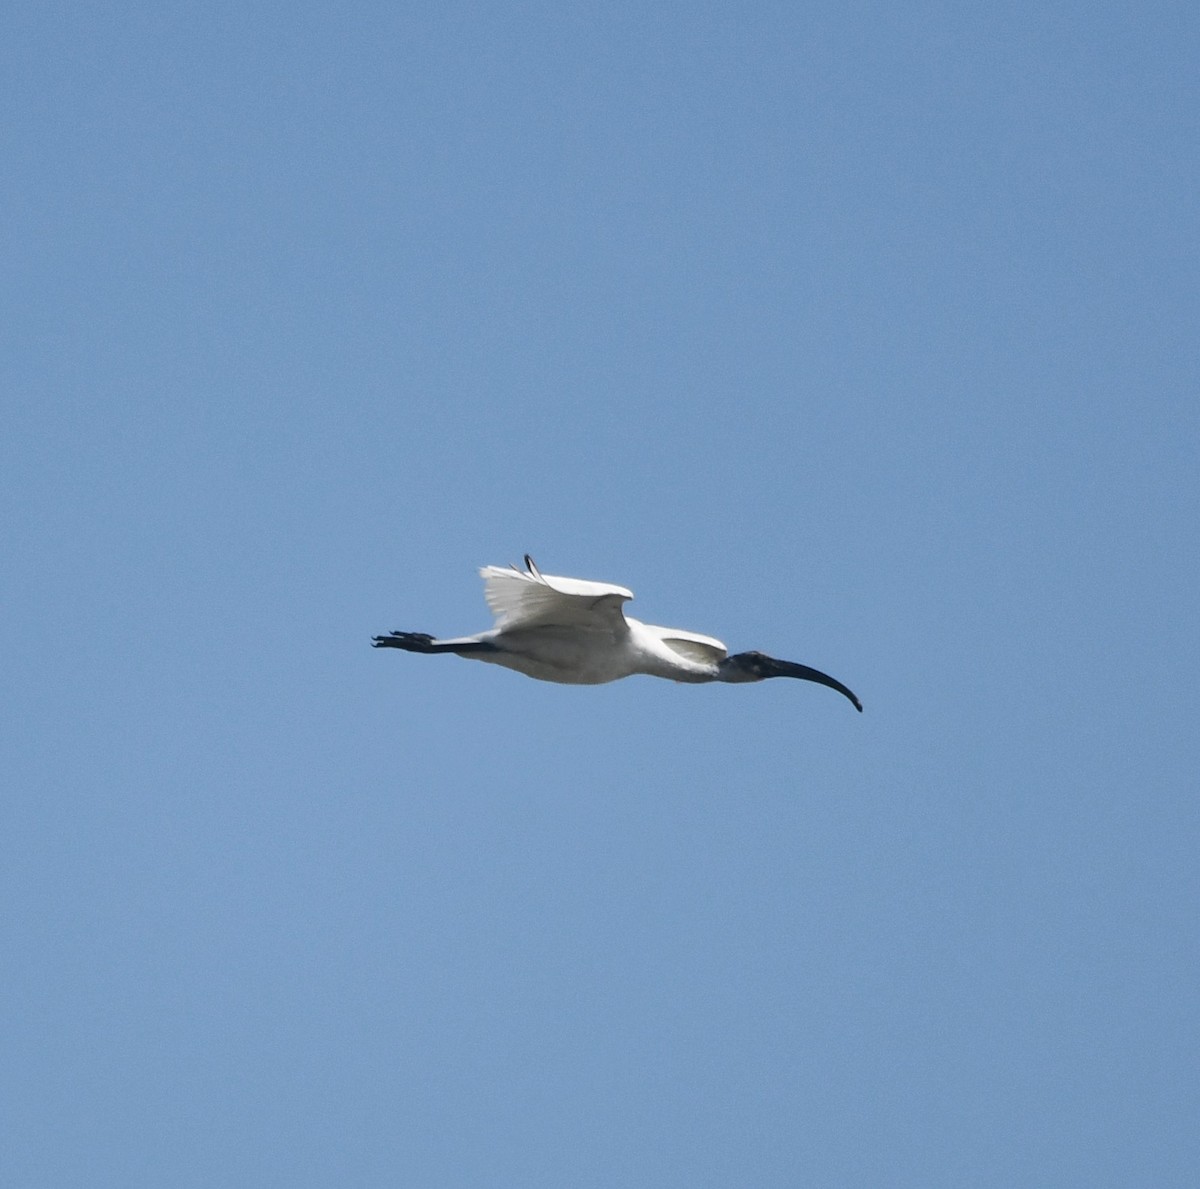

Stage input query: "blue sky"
[{"left": 3, "top": 2, "right": 1197, "bottom": 1185}]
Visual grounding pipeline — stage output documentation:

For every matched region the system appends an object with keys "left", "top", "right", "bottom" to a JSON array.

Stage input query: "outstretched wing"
[
  {"left": 480, "top": 556, "right": 634, "bottom": 633},
  {"left": 637, "top": 622, "right": 728, "bottom": 665}
]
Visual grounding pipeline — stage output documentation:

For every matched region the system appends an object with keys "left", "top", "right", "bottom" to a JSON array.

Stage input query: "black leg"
[{"left": 371, "top": 632, "right": 500, "bottom": 655}]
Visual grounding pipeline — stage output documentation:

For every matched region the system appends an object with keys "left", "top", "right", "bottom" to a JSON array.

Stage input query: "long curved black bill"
[{"left": 763, "top": 655, "right": 863, "bottom": 712}]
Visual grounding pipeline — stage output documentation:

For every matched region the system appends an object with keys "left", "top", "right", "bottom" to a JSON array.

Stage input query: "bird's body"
[{"left": 374, "top": 556, "right": 862, "bottom": 711}]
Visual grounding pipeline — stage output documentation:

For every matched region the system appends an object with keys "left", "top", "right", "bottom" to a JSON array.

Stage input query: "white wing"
[
  {"left": 480, "top": 557, "right": 634, "bottom": 632},
  {"left": 637, "top": 622, "right": 728, "bottom": 664}
]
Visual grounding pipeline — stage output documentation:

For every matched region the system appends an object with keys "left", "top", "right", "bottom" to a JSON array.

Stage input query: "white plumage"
[{"left": 374, "top": 555, "right": 861, "bottom": 711}]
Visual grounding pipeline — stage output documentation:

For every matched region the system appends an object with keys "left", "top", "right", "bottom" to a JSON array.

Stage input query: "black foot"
[{"left": 372, "top": 631, "right": 437, "bottom": 652}]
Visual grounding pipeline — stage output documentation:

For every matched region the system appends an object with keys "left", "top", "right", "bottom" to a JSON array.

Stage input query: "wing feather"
[
  {"left": 480, "top": 560, "right": 633, "bottom": 632},
  {"left": 638, "top": 623, "right": 728, "bottom": 664}
]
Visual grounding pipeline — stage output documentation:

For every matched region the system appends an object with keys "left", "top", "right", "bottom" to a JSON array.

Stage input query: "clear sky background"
[{"left": 3, "top": 2, "right": 1197, "bottom": 1186}]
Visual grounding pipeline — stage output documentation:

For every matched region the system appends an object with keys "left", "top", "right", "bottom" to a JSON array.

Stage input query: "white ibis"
[{"left": 374, "top": 556, "right": 861, "bottom": 711}]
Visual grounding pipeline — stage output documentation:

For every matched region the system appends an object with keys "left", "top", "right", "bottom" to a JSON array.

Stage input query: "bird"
[{"left": 373, "top": 556, "right": 862, "bottom": 711}]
